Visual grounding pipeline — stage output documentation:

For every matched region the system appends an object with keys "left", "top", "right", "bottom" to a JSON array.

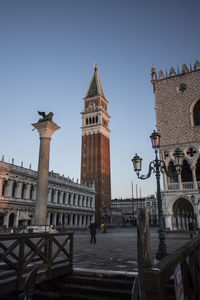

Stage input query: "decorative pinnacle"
[{"left": 94, "top": 63, "right": 97, "bottom": 71}]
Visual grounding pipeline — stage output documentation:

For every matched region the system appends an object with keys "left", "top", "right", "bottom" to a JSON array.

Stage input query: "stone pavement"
[{"left": 73, "top": 227, "right": 191, "bottom": 272}]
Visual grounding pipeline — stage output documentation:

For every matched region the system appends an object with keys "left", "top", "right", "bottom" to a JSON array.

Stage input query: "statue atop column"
[{"left": 38, "top": 111, "right": 54, "bottom": 122}]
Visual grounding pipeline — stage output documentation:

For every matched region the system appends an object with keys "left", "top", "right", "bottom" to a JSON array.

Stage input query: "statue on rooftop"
[{"left": 38, "top": 111, "right": 54, "bottom": 122}]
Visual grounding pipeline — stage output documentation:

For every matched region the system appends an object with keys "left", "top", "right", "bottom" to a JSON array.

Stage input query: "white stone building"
[
  {"left": 111, "top": 196, "right": 157, "bottom": 226},
  {"left": 151, "top": 60, "right": 200, "bottom": 230},
  {"left": 0, "top": 159, "right": 95, "bottom": 228}
]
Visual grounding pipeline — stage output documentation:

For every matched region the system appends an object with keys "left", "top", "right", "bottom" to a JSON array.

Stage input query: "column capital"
[{"left": 32, "top": 121, "right": 60, "bottom": 139}]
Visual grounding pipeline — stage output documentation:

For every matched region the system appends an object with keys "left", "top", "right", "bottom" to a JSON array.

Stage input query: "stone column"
[
  {"left": 165, "top": 215, "right": 172, "bottom": 230},
  {"left": 75, "top": 194, "right": 78, "bottom": 206},
  {"left": 196, "top": 214, "right": 200, "bottom": 229},
  {"left": 48, "top": 188, "right": 52, "bottom": 203},
  {"left": 58, "top": 213, "right": 62, "bottom": 225},
  {"left": 178, "top": 174, "right": 183, "bottom": 190},
  {"left": 53, "top": 190, "right": 58, "bottom": 203},
  {"left": 5, "top": 180, "right": 13, "bottom": 197},
  {"left": 192, "top": 166, "right": 198, "bottom": 189},
  {"left": 32, "top": 185, "right": 37, "bottom": 201},
  {"left": 14, "top": 210, "right": 19, "bottom": 227},
  {"left": 32, "top": 120, "right": 60, "bottom": 225},
  {"left": 24, "top": 183, "right": 31, "bottom": 200},
  {"left": 3, "top": 212, "right": 9, "bottom": 227},
  {"left": 59, "top": 191, "right": 63, "bottom": 204},
  {"left": 70, "top": 193, "right": 74, "bottom": 206},
  {"left": 53, "top": 213, "right": 57, "bottom": 226},
  {"left": 163, "top": 173, "right": 168, "bottom": 191},
  {"left": 15, "top": 182, "right": 22, "bottom": 199},
  {"left": 83, "top": 196, "right": 86, "bottom": 207},
  {"left": 66, "top": 192, "right": 69, "bottom": 205},
  {"left": 80, "top": 195, "right": 83, "bottom": 206},
  {"left": 47, "top": 212, "right": 51, "bottom": 225}
]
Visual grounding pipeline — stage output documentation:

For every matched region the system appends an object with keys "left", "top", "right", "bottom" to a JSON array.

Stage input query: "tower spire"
[{"left": 85, "top": 64, "right": 106, "bottom": 99}]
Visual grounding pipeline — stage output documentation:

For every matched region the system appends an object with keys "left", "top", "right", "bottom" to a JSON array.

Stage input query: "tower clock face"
[{"left": 89, "top": 102, "right": 95, "bottom": 108}]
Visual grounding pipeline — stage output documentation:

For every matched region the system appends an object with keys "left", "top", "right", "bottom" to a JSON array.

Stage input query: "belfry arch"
[{"left": 171, "top": 198, "right": 195, "bottom": 230}]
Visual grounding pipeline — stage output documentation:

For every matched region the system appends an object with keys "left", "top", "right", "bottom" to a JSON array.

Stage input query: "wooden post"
[
  {"left": 137, "top": 208, "right": 151, "bottom": 270},
  {"left": 137, "top": 208, "right": 152, "bottom": 299}
]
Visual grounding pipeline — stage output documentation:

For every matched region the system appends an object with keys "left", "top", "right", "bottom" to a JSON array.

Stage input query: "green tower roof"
[{"left": 85, "top": 64, "right": 106, "bottom": 99}]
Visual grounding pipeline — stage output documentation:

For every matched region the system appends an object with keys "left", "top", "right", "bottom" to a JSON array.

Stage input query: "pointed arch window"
[
  {"left": 168, "top": 161, "right": 178, "bottom": 183},
  {"left": 196, "top": 157, "right": 200, "bottom": 182},
  {"left": 193, "top": 100, "right": 200, "bottom": 125},
  {"left": 181, "top": 160, "right": 193, "bottom": 182}
]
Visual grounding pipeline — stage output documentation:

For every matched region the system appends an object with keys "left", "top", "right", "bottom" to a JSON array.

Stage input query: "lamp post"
[{"left": 132, "top": 130, "right": 184, "bottom": 260}]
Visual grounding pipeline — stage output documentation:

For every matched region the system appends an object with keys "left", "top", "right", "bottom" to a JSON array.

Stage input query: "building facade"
[
  {"left": 111, "top": 196, "right": 157, "bottom": 226},
  {"left": 151, "top": 60, "right": 200, "bottom": 230},
  {"left": 0, "top": 159, "right": 95, "bottom": 228},
  {"left": 80, "top": 65, "right": 111, "bottom": 224}
]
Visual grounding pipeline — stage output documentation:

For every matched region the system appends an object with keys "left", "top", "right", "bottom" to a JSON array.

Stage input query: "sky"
[{"left": 0, "top": 0, "right": 200, "bottom": 199}]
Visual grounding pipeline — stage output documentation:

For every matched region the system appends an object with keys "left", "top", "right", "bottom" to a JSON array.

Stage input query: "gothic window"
[
  {"left": 92, "top": 117, "right": 95, "bottom": 124},
  {"left": 181, "top": 160, "right": 193, "bottom": 182},
  {"left": 96, "top": 116, "right": 98, "bottom": 123},
  {"left": 168, "top": 161, "right": 178, "bottom": 183},
  {"left": 196, "top": 157, "right": 200, "bottom": 182},
  {"left": 89, "top": 117, "right": 91, "bottom": 124},
  {"left": 86, "top": 118, "right": 88, "bottom": 125},
  {"left": 193, "top": 100, "right": 200, "bottom": 125}
]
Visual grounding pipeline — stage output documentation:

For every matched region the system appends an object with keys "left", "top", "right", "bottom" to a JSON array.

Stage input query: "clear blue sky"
[{"left": 0, "top": 0, "right": 199, "bottom": 198}]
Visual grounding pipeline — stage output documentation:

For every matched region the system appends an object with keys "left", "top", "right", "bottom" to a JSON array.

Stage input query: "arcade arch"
[{"left": 171, "top": 198, "right": 195, "bottom": 230}]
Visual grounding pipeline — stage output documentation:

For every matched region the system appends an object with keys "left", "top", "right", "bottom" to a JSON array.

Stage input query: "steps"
[{"left": 35, "top": 269, "right": 136, "bottom": 300}]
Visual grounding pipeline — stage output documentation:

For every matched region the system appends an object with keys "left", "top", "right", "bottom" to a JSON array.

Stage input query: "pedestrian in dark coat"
[
  {"left": 89, "top": 222, "right": 97, "bottom": 243},
  {"left": 189, "top": 221, "right": 195, "bottom": 239}
]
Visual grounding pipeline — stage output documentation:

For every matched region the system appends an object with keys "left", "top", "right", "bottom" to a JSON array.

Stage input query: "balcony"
[{"left": 167, "top": 181, "right": 200, "bottom": 191}]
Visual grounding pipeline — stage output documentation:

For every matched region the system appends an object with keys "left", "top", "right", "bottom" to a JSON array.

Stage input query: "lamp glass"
[
  {"left": 150, "top": 130, "right": 160, "bottom": 149},
  {"left": 173, "top": 148, "right": 184, "bottom": 167},
  {"left": 132, "top": 154, "right": 142, "bottom": 172}
]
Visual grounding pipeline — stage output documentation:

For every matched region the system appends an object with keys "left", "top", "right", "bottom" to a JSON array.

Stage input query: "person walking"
[
  {"left": 189, "top": 221, "right": 195, "bottom": 239},
  {"left": 89, "top": 221, "right": 97, "bottom": 244}
]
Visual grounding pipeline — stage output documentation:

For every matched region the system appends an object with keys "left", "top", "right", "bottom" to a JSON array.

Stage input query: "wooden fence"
[
  {"left": 0, "top": 232, "right": 73, "bottom": 296},
  {"left": 140, "top": 235, "right": 200, "bottom": 299}
]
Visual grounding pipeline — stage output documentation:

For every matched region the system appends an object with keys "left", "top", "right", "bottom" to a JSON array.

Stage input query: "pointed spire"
[{"left": 85, "top": 64, "right": 106, "bottom": 99}]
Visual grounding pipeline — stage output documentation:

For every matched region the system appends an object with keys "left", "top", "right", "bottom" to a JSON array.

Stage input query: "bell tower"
[{"left": 81, "top": 64, "right": 111, "bottom": 224}]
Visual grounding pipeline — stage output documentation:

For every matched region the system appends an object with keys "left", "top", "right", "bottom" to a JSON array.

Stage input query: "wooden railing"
[
  {"left": 0, "top": 232, "right": 73, "bottom": 296},
  {"left": 140, "top": 235, "right": 200, "bottom": 300}
]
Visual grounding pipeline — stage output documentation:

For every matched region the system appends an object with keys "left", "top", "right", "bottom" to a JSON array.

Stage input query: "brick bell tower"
[{"left": 81, "top": 64, "right": 111, "bottom": 224}]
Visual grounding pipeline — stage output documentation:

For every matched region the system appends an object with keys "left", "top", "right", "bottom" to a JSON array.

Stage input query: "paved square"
[{"left": 73, "top": 227, "right": 191, "bottom": 272}]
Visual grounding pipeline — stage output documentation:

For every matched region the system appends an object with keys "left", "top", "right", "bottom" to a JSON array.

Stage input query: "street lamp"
[{"left": 132, "top": 130, "right": 184, "bottom": 260}]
